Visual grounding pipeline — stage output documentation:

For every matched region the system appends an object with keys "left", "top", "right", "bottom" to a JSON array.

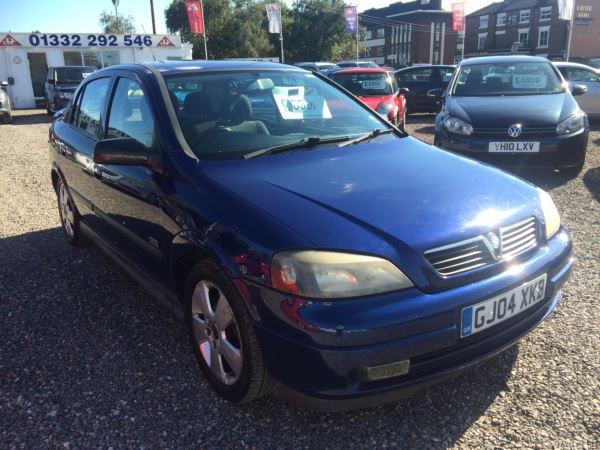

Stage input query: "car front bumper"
[
  {"left": 435, "top": 126, "right": 588, "bottom": 169},
  {"left": 247, "top": 227, "right": 573, "bottom": 410}
]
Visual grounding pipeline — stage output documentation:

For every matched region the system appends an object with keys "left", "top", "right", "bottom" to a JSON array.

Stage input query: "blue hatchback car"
[{"left": 49, "top": 61, "right": 574, "bottom": 410}]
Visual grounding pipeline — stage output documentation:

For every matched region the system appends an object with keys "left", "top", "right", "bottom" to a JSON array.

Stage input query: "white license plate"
[
  {"left": 489, "top": 142, "right": 540, "bottom": 153},
  {"left": 460, "top": 274, "right": 547, "bottom": 338}
]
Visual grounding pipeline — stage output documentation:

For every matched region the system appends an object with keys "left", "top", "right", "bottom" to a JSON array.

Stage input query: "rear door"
[
  {"left": 398, "top": 67, "right": 438, "bottom": 112},
  {"left": 54, "top": 74, "right": 112, "bottom": 231}
]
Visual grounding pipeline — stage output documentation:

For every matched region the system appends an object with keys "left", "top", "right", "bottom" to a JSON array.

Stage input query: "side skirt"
[{"left": 80, "top": 221, "right": 184, "bottom": 321}]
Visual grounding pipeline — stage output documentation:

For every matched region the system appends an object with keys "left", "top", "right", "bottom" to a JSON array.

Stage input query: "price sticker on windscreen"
[
  {"left": 513, "top": 74, "right": 547, "bottom": 88},
  {"left": 272, "top": 86, "right": 332, "bottom": 120},
  {"left": 362, "top": 79, "right": 386, "bottom": 90}
]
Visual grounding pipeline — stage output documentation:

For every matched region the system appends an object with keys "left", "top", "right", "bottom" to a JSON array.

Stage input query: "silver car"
[
  {"left": 0, "top": 81, "right": 12, "bottom": 124},
  {"left": 555, "top": 62, "right": 600, "bottom": 118}
]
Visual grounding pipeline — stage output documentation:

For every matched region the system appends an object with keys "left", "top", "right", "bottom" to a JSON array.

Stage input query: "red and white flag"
[
  {"left": 185, "top": 1, "right": 205, "bottom": 35},
  {"left": 451, "top": 3, "right": 465, "bottom": 32},
  {"left": 266, "top": 3, "right": 282, "bottom": 34}
]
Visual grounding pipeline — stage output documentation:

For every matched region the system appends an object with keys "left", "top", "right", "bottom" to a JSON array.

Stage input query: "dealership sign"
[{"left": 0, "top": 33, "right": 181, "bottom": 48}]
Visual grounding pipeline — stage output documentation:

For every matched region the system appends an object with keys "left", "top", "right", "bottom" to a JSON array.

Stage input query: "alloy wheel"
[
  {"left": 191, "top": 280, "right": 243, "bottom": 385},
  {"left": 58, "top": 182, "right": 75, "bottom": 239}
]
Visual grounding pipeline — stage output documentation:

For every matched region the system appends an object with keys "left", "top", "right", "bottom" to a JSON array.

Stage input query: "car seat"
[{"left": 226, "top": 95, "right": 269, "bottom": 135}]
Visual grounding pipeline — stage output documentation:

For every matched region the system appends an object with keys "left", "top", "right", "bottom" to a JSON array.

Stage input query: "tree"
[
  {"left": 165, "top": 0, "right": 272, "bottom": 60},
  {"left": 100, "top": 11, "right": 136, "bottom": 34}
]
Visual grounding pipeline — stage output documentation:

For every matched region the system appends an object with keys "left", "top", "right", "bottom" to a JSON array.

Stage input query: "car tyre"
[
  {"left": 55, "top": 177, "right": 87, "bottom": 246},
  {"left": 185, "top": 259, "right": 273, "bottom": 403}
]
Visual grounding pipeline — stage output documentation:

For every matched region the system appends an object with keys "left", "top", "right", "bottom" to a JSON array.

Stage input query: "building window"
[
  {"left": 366, "top": 29, "right": 372, "bottom": 40},
  {"left": 519, "top": 9, "right": 530, "bottom": 23},
  {"left": 376, "top": 46, "right": 384, "bottom": 56},
  {"left": 518, "top": 29, "right": 529, "bottom": 47},
  {"left": 477, "top": 33, "right": 487, "bottom": 50},
  {"left": 540, "top": 6, "right": 552, "bottom": 21},
  {"left": 538, "top": 27, "right": 550, "bottom": 48},
  {"left": 479, "top": 15, "right": 489, "bottom": 29},
  {"left": 496, "top": 13, "right": 507, "bottom": 27},
  {"left": 63, "top": 50, "right": 120, "bottom": 69},
  {"left": 376, "top": 28, "right": 385, "bottom": 38}
]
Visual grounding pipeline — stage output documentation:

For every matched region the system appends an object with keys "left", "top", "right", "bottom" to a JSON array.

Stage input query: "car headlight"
[
  {"left": 556, "top": 111, "right": 585, "bottom": 135},
  {"left": 58, "top": 91, "right": 73, "bottom": 100},
  {"left": 376, "top": 102, "right": 394, "bottom": 115},
  {"left": 538, "top": 188, "right": 560, "bottom": 239},
  {"left": 443, "top": 115, "right": 474, "bottom": 136},
  {"left": 271, "top": 250, "right": 413, "bottom": 299}
]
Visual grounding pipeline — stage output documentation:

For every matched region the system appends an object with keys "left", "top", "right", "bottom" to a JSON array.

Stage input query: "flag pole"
[
  {"left": 279, "top": 0, "right": 284, "bottom": 63},
  {"left": 356, "top": 9, "right": 360, "bottom": 60},
  {"left": 565, "top": 2, "right": 574, "bottom": 61},
  {"left": 461, "top": 0, "right": 466, "bottom": 61},
  {"left": 201, "top": 0, "right": 208, "bottom": 59}
]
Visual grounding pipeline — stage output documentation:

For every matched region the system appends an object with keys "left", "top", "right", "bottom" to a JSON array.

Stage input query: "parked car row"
[{"left": 49, "top": 57, "right": 577, "bottom": 411}]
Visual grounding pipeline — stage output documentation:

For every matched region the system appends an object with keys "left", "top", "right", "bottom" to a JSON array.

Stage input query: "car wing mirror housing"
[
  {"left": 53, "top": 108, "right": 65, "bottom": 120},
  {"left": 397, "top": 87, "right": 410, "bottom": 96},
  {"left": 570, "top": 84, "right": 588, "bottom": 96},
  {"left": 93, "top": 138, "right": 162, "bottom": 172}
]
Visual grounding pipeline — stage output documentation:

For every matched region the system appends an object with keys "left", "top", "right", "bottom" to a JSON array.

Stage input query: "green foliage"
[
  {"left": 100, "top": 11, "right": 136, "bottom": 34},
  {"left": 164, "top": 0, "right": 363, "bottom": 63}
]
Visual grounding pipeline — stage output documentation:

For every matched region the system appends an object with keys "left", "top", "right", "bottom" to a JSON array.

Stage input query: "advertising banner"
[
  {"left": 185, "top": 1, "right": 205, "bottom": 35},
  {"left": 344, "top": 6, "right": 358, "bottom": 34},
  {"left": 266, "top": 3, "right": 282, "bottom": 34},
  {"left": 0, "top": 32, "right": 181, "bottom": 48},
  {"left": 451, "top": 3, "right": 465, "bottom": 32}
]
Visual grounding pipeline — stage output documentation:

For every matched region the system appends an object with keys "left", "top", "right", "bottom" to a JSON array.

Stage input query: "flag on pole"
[
  {"left": 451, "top": 3, "right": 465, "bottom": 32},
  {"left": 558, "top": 0, "right": 574, "bottom": 20},
  {"left": 344, "top": 6, "right": 358, "bottom": 34},
  {"left": 266, "top": 3, "right": 282, "bottom": 34},
  {"left": 185, "top": 1, "right": 205, "bottom": 35}
]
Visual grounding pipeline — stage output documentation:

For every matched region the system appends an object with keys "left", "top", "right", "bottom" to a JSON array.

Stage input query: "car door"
[
  {"left": 54, "top": 75, "right": 112, "bottom": 233},
  {"left": 398, "top": 67, "right": 438, "bottom": 112},
  {"left": 89, "top": 72, "right": 179, "bottom": 285},
  {"left": 563, "top": 67, "right": 600, "bottom": 115}
]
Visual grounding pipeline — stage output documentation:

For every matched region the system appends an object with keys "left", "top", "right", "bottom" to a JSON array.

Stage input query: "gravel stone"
[{"left": 1, "top": 110, "right": 598, "bottom": 448}]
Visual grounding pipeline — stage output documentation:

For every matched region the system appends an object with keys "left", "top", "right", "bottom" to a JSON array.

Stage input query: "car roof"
[
  {"left": 395, "top": 65, "right": 454, "bottom": 73},
  {"left": 553, "top": 61, "right": 596, "bottom": 69},
  {"left": 51, "top": 66, "right": 94, "bottom": 69},
  {"left": 460, "top": 55, "right": 550, "bottom": 66},
  {"left": 332, "top": 68, "right": 392, "bottom": 74},
  {"left": 135, "top": 60, "right": 300, "bottom": 75},
  {"left": 295, "top": 62, "right": 337, "bottom": 66}
]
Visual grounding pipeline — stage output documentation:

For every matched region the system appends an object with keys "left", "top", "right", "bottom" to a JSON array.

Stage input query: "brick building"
[
  {"left": 465, "top": 0, "right": 600, "bottom": 62},
  {"left": 361, "top": 0, "right": 457, "bottom": 68}
]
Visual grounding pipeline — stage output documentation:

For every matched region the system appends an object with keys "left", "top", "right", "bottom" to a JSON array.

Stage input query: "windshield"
[
  {"left": 451, "top": 62, "right": 565, "bottom": 96},
  {"left": 332, "top": 73, "right": 394, "bottom": 96},
  {"left": 56, "top": 68, "right": 93, "bottom": 84},
  {"left": 165, "top": 70, "right": 392, "bottom": 160},
  {"left": 318, "top": 64, "right": 339, "bottom": 71}
]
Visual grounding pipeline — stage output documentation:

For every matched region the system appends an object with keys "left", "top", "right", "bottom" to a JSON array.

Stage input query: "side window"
[
  {"left": 408, "top": 68, "right": 434, "bottom": 83},
  {"left": 567, "top": 68, "right": 600, "bottom": 83},
  {"left": 74, "top": 77, "right": 110, "bottom": 138},
  {"left": 107, "top": 78, "right": 155, "bottom": 149},
  {"left": 439, "top": 68, "right": 455, "bottom": 83}
]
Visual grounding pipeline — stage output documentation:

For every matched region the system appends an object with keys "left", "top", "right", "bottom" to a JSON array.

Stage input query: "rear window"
[
  {"left": 332, "top": 73, "right": 394, "bottom": 96},
  {"left": 452, "top": 62, "right": 564, "bottom": 96}
]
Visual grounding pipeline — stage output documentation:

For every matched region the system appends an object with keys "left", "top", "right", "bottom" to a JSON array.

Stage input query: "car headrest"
[
  {"left": 168, "top": 90, "right": 179, "bottom": 112},
  {"left": 229, "top": 95, "right": 252, "bottom": 124},
  {"left": 184, "top": 91, "right": 213, "bottom": 117},
  {"left": 466, "top": 69, "right": 483, "bottom": 85}
]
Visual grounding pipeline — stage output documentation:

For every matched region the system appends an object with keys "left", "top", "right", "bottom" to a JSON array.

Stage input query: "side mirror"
[
  {"left": 93, "top": 138, "right": 162, "bottom": 172},
  {"left": 570, "top": 84, "right": 588, "bottom": 96},
  {"left": 53, "top": 108, "right": 65, "bottom": 119},
  {"left": 397, "top": 87, "right": 410, "bottom": 96},
  {"left": 0, "top": 81, "right": 8, "bottom": 87},
  {"left": 427, "top": 88, "right": 445, "bottom": 98}
]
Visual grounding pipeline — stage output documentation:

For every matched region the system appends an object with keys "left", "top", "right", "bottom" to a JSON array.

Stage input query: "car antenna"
[{"left": 141, "top": 24, "right": 157, "bottom": 61}]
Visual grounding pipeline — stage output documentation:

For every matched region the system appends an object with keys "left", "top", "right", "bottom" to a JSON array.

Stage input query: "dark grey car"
[{"left": 45, "top": 66, "right": 94, "bottom": 114}]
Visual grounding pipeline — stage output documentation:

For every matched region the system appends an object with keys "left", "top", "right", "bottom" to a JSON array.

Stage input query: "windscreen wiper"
[
  {"left": 336, "top": 128, "right": 394, "bottom": 147},
  {"left": 243, "top": 135, "right": 351, "bottom": 159}
]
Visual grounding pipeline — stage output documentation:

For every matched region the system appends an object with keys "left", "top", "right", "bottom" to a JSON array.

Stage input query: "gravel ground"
[{"left": 1, "top": 110, "right": 598, "bottom": 449}]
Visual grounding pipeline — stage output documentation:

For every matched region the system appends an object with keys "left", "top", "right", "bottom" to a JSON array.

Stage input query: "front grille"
[
  {"left": 424, "top": 238, "right": 496, "bottom": 276},
  {"left": 500, "top": 216, "right": 537, "bottom": 258},
  {"left": 474, "top": 126, "right": 556, "bottom": 137},
  {"left": 425, "top": 217, "right": 539, "bottom": 276}
]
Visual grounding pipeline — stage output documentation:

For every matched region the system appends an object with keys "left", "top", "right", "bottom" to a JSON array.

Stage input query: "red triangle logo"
[
  {"left": 0, "top": 34, "right": 21, "bottom": 46},
  {"left": 157, "top": 36, "right": 174, "bottom": 47}
]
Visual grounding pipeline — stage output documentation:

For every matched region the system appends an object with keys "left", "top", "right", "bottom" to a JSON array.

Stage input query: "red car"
[{"left": 331, "top": 68, "right": 407, "bottom": 131}]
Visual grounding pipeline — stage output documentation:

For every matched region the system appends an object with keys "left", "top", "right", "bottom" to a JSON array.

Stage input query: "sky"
[{"left": 0, "top": 0, "right": 496, "bottom": 36}]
